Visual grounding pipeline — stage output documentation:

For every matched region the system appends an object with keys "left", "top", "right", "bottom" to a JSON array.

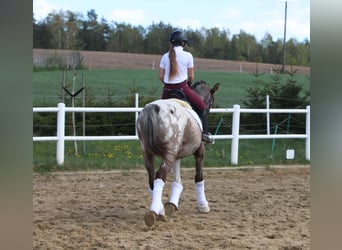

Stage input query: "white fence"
[{"left": 33, "top": 94, "right": 310, "bottom": 166}]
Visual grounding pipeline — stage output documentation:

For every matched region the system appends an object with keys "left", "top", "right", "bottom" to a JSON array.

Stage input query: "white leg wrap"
[
  {"left": 195, "top": 180, "right": 210, "bottom": 213},
  {"left": 169, "top": 181, "right": 183, "bottom": 208},
  {"left": 148, "top": 187, "right": 153, "bottom": 196},
  {"left": 150, "top": 179, "right": 165, "bottom": 215}
]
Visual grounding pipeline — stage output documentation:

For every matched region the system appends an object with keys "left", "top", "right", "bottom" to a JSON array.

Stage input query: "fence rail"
[{"left": 33, "top": 94, "right": 310, "bottom": 165}]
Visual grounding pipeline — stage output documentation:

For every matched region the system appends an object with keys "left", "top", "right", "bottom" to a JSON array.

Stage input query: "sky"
[{"left": 33, "top": 0, "right": 310, "bottom": 42}]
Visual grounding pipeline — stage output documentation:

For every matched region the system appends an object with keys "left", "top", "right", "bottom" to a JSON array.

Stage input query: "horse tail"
[{"left": 138, "top": 104, "right": 167, "bottom": 156}]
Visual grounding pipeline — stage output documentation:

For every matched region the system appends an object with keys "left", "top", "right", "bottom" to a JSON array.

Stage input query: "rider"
[{"left": 159, "top": 30, "right": 214, "bottom": 144}]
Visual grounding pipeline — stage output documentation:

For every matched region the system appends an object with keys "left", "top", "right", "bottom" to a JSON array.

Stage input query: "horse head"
[{"left": 191, "top": 80, "right": 220, "bottom": 109}]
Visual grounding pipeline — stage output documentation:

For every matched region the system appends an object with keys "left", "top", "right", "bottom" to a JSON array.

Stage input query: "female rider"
[{"left": 159, "top": 30, "right": 214, "bottom": 144}]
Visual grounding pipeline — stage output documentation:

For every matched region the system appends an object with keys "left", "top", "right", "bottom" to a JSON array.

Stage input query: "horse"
[{"left": 136, "top": 80, "right": 220, "bottom": 227}]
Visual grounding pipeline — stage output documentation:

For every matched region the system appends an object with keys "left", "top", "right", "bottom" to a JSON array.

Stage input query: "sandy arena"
[{"left": 33, "top": 165, "right": 310, "bottom": 249}]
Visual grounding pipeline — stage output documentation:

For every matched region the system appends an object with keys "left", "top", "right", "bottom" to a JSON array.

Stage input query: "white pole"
[
  {"left": 305, "top": 105, "right": 310, "bottom": 160},
  {"left": 135, "top": 93, "right": 139, "bottom": 136},
  {"left": 266, "top": 95, "right": 270, "bottom": 135},
  {"left": 231, "top": 104, "right": 240, "bottom": 165},
  {"left": 56, "top": 103, "right": 65, "bottom": 166},
  {"left": 82, "top": 73, "right": 86, "bottom": 155}
]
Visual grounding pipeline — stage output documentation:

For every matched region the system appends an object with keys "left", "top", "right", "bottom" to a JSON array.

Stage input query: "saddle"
[
  {"left": 167, "top": 89, "right": 188, "bottom": 101},
  {"left": 165, "top": 89, "right": 192, "bottom": 109},
  {"left": 164, "top": 88, "right": 203, "bottom": 131}
]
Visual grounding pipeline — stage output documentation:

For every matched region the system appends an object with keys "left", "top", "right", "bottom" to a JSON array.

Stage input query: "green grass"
[
  {"left": 33, "top": 69, "right": 310, "bottom": 107},
  {"left": 33, "top": 139, "right": 309, "bottom": 173},
  {"left": 33, "top": 68, "right": 310, "bottom": 172},
  {"left": 33, "top": 69, "right": 161, "bottom": 105}
]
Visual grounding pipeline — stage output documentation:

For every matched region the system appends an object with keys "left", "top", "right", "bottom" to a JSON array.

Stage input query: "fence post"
[
  {"left": 135, "top": 93, "right": 139, "bottom": 136},
  {"left": 266, "top": 95, "right": 270, "bottom": 135},
  {"left": 56, "top": 103, "right": 65, "bottom": 166},
  {"left": 305, "top": 106, "right": 310, "bottom": 160},
  {"left": 231, "top": 104, "right": 240, "bottom": 165}
]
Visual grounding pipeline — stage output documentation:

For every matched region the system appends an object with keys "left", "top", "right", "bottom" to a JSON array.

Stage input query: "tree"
[
  {"left": 43, "top": 10, "right": 82, "bottom": 50},
  {"left": 33, "top": 17, "right": 51, "bottom": 48},
  {"left": 78, "top": 9, "right": 110, "bottom": 51},
  {"left": 260, "top": 33, "right": 273, "bottom": 63},
  {"left": 201, "top": 27, "right": 230, "bottom": 59},
  {"left": 182, "top": 29, "right": 205, "bottom": 57},
  {"left": 268, "top": 39, "right": 283, "bottom": 65},
  {"left": 46, "top": 10, "right": 65, "bottom": 49},
  {"left": 64, "top": 11, "right": 82, "bottom": 50},
  {"left": 285, "top": 38, "right": 310, "bottom": 66},
  {"left": 145, "top": 22, "right": 174, "bottom": 54},
  {"left": 107, "top": 22, "right": 144, "bottom": 53}
]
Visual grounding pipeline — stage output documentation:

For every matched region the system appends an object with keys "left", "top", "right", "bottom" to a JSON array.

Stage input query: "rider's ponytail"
[{"left": 168, "top": 45, "right": 178, "bottom": 80}]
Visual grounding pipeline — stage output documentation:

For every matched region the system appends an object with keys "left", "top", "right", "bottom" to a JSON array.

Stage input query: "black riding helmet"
[{"left": 170, "top": 30, "right": 189, "bottom": 46}]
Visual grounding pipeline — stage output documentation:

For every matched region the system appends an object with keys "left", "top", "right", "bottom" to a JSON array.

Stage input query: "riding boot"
[{"left": 199, "top": 110, "right": 214, "bottom": 144}]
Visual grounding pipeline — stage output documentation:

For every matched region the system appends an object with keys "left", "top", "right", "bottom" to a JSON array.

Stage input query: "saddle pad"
[
  {"left": 168, "top": 98, "right": 192, "bottom": 109},
  {"left": 186, "top": 109, "right": 203, "bottom": 131},
  {"left": 168, "top": 99, "right": 202, "bottom": 131}
]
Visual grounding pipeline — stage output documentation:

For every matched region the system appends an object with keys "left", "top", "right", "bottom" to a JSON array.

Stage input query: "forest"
[{"left": 33, "top": 9, "right": 310, "bottom": 67}]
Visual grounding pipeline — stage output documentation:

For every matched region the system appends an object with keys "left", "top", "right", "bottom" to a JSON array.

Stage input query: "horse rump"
[{"left": 137, "top": 103, "right": 167, "bottom": 157}]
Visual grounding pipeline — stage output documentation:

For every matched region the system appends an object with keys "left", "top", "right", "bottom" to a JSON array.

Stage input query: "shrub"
[{"left": 240, "top": 67, "right": 310, "bottom": 134}]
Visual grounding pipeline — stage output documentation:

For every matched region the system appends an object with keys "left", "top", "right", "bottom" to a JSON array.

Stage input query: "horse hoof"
[
  {"left": 198, "top": 205, "right": 210, "bottom": 213},
  {"left": 165, "top": 202, "right": 177, "bottom": 217},
  {"left": 144, "top": 211, "right": 157, "bottom": 227},
  {"left": 158, "top": 214, "right": 168, "bottom": 222}
]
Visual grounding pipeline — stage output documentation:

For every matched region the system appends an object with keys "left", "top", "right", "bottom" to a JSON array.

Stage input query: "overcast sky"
[{"left": 33, "top": 0, "right": 310, "bottom": 42}]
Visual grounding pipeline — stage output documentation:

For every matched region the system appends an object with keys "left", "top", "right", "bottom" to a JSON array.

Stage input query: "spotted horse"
[{"left": 136, "top": 80, "right": 220, "bottom": 227}]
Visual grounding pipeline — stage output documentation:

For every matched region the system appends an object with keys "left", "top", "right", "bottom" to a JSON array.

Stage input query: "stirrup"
[{"left": 202, "top": 132, "right": 214, "bottom": 144}]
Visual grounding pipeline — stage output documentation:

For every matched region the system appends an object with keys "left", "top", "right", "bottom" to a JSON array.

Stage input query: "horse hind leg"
[
  {"left": 165, "top": 159, "right": 183, "bottom": 217},
  {"left": 143, "top": 151, "right": 155, "bottom": 191},
  {"left": 145, "top": 160, "right": 173, "bottom": 227},
  {"left": 144, "top": 178, "right": 167, "bottom": 227},
  {"left": 142, "top": 151, "right": 166, "bottom": 227}
]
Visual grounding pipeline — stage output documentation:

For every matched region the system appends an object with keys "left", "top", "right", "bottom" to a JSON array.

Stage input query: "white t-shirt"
[{"left": 160, "top": 46, "right": 194, "bottom": 84}]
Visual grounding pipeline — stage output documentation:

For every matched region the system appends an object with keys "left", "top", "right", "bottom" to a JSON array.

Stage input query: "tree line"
[{"left": 33, "top": 9, "right": 310, "bottom": 67}]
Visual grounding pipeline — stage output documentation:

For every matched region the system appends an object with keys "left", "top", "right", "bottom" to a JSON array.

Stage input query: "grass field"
[{"left": 33, "top": 68, "right": 310, "bottom": 107}]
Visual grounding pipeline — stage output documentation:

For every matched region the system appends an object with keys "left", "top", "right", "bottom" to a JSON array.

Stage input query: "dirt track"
[{"left": 33, "top": 166, "right": 310, "bottom": 249}]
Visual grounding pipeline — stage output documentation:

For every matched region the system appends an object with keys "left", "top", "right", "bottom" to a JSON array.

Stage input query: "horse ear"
[{"left": 211, "top": 83, "right": 220, "bottom": 95}]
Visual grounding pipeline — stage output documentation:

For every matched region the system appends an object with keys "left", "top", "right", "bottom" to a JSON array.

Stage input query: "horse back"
[{"left": 137, "top": 99, "right": 202, "bottom": 159}]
